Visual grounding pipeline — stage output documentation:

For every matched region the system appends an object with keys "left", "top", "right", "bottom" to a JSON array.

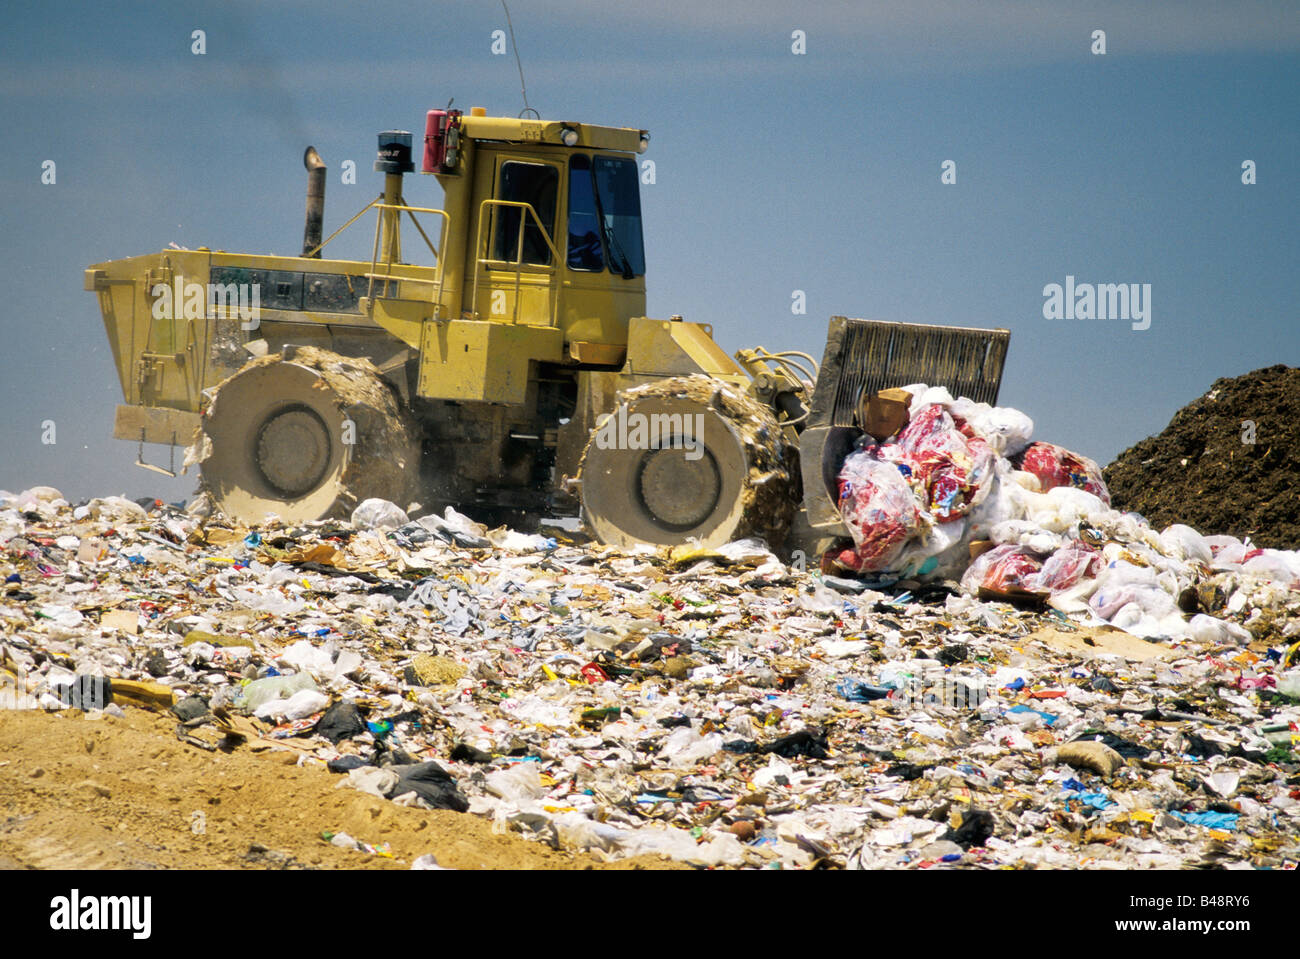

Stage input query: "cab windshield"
[{"left": 566, "top": 154, "right": 644, "bottom": 278}]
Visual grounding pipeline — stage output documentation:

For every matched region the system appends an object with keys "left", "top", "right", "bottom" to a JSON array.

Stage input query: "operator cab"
[{"left": 425, "top": 109, "right": 651, "bottom": 352}]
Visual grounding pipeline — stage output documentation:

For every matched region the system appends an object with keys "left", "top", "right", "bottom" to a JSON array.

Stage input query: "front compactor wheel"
[
  {"left": 197, "top": 347, "right": 419, "bottom": 524},
  {"left": 579, "top": 376, "right": 797, "bottom": 549}
]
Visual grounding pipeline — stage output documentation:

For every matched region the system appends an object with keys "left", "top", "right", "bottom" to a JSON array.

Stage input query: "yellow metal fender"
[
  {"left": 416, "top": 318, "right": 563, "bottom": 406},
  {"left": 624, "top": 316, "right": 746, "bottom": 381}
]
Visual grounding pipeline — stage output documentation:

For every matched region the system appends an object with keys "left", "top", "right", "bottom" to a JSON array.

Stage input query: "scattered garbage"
[{"left": 1, "top": 480, "right": 1297, "bottom": 871}]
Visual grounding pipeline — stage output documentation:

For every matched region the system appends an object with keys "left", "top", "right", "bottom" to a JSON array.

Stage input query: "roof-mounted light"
[
  {"left": 560, "top": 126, "right": 579, "bottom": 147},
  {"left": 637, "top": 132, "right": 650, "bottom": 154}
]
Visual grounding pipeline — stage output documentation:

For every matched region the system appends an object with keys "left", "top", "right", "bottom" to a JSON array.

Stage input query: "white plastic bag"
[
  {"left": 351, "top": 498, "right": 409, "bottom": 530},
  {"left": 1157, "top": 524, "right": 1213, "bottom": 564},
  {"left": 485, "top": 763, "right": 546, "bottom": 801},
  {"left": 950, "top": 398, "right": 1034, "bottom": 457},
  {"left": 254, "top": 687, "right": 329, "bottom": 720}
]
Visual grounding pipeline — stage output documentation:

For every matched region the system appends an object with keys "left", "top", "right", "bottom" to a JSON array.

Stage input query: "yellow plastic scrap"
[
  {"left": 668, "top": 543, "right": 725, "bottom": 566},
  {"left": 410, "top": 653, "right": 467, "bottom": 685},
  {"left": 1283, "top": 640, "right": 1300, "bottom": 669},
  {"left": 182, "top": 630, "right": 253, "bottom": 649},
  {"left": 111, "top": 679, "right": 176, "bottom": 711}
]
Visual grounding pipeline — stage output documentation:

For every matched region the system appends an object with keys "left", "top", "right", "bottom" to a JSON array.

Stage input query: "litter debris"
[
  {"left": 1, "top": 479, "right": 1296, "bottom": 870},
  {"left": 1049, "top": 740, "right": 1126, "bottom": 777}
]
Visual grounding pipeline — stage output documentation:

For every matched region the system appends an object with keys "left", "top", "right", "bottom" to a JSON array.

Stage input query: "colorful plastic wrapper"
[
  {"left": 1014, "top": 442, "right": 1110, "bottom": 504},
  {"left": 959, "top": 544, "right": 1044, "bottom": 593}
]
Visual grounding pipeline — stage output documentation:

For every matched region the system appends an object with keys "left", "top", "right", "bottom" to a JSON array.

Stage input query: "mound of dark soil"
[{"left": 1103, "top": 365, "right": 1300, "bottom": 550}]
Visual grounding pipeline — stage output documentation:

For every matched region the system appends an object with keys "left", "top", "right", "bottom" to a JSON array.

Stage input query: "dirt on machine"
[{"left": 86, "top": 105, "right": 1010, "bottom": 560}]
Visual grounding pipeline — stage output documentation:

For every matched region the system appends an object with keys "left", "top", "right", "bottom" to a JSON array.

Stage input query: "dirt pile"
[
  {"left": 0, "top": 709, "right": 678, "bottom": 871},
  {"left": 1104, "top": 365, "right": 1300, "bottom": 549}
]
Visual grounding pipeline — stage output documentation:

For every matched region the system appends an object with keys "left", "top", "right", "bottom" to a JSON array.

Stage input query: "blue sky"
[{"left": 2, "top": 0, "right": 1297, "bottom": 502}]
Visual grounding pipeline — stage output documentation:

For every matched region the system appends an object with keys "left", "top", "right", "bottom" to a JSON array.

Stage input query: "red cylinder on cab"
[{"left": 423, "top": 110, "right": 448, "bottom": 173}]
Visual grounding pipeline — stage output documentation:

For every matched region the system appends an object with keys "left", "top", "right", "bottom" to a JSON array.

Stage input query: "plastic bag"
[
  {"left": 1184, "top": 613, "right": 1251, "bottom": 645},
  {"left": 350, "top": 498, "right": 409, "bottom": 530},
  {"left": 254, "top": 687, "right": 329, "bottom": 721},
  {"left": 279, "top": 639, "right": 335, "bottom": 676},
  {"left": 1241, "top": 550, "right": 1300, "bottom": 586},
  {"left": 835, "top": 447, "right": 921, "bottom": 572},
  {"left": 1089, "top": 566, "right": 1180, "bottom": 632},
  {"left": 893, "top": 515, "right": 969, "bottom": 578},
  {"left": 903, "top": 384, "right": 954, "bottom": 415},
  {"left": 485, "top": 763, "right": 546, "bottom": 801},
  {"left": 1014, "top": 442, "right": 1110, "bottom": 504},
  {"left": 959, "top": 544, "right": 1043, "bottom": 593},
  {"left": 660, "top": 727, "right": 724, "bottom": 767},
  {"left": 989, "top": 519, "right": 1063, "bottom": 554},
  {"left": 950, "top": 398, "right": 1035, "bottom": 457},
  {"left": 1015, "top": 485, "right": 1110, "bottom": 535},
  {"left": 1030, "top": 542, "right": 1102, "bottom": 594},
  {"left": 237, "top": 672, "right": 319, "bottom": 711},
  {"left": 1201, "top": 535, "right": 1248, "bottom": 570},
  {"left": 487, "top": 529, "right": 558, "bottom": 553},
  {"left": 413, "top": 508, "right": 491, "bottom": 548},
  {"left": 1157, "top": 524, "right": 1212, "bottom": 564},
  {"left": 894, "top": 405, "right": 994, "bottom": 519}
]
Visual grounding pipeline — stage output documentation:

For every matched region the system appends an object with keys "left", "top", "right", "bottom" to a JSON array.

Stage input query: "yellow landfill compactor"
[{"left": 86, "top": 107, "right": 1010, "bottom": 559}]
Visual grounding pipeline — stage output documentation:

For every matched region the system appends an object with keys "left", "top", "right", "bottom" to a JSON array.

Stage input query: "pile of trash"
[
  {"left": 833, "top": 384, "right": 1300, "bottom": 645},
  {"left": 1, "top": 481, "right": 1298, "bottom": 870},
  {"left": 1105, "top": 365, "right": 1300, "bottom": 550}
]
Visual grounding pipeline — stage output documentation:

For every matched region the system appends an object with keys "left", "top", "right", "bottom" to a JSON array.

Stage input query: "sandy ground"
[{"left": 0, "top": 707, "right": 679, "bottom": 870}]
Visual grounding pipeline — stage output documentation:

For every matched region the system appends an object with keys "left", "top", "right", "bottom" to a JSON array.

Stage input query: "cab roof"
[{"left": 460, "top": 115, "right": 646, "bottom": 153}]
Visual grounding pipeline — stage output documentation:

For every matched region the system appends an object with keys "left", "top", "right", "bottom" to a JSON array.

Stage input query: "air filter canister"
[{"left": 374, "top": 131, "right": 414, "bottom": 173}]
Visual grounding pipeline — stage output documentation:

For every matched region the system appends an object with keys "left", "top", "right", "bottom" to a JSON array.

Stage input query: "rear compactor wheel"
[
  {"left": 579, "top": 375, "right": 797, "bottom": 549},
  {"left": 196, "top": 347, "right": 419, "bottom": 524}
]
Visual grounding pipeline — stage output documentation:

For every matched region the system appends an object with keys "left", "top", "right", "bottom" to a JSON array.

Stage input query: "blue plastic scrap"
[
  {"left": 837, "top": 677, "right": 893, "bottom": 702},
  {"left": 1062, "top": 790, "right": 1116, "bottom": 810},
  {"left": 1170, "top": 810, "right": 1239, "bottom": 830},
  {"left": 1006, "top": 704, "right": 1059, "bottom": 727}
]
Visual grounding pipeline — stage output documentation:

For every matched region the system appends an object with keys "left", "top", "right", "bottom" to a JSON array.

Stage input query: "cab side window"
[{"left": 492, "top": 161, "right": 558, "bottom": 265}]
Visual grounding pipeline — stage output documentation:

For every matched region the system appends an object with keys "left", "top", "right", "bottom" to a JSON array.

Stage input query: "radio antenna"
[{"left": 501, "top": 1, "right": 539, "bottom": 119}]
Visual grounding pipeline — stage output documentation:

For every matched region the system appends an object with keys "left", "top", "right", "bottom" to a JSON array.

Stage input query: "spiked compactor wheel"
[
  {"left": 197, "top": 347, "right": 419, "bottom": 524},
  {"left": 579, "top": 375, "right": 797, "bottom": 549}
]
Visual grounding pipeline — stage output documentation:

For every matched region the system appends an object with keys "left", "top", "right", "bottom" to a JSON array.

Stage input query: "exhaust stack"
[{"left": 301, "top": 146, "right": 326, "bottom": 258}]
